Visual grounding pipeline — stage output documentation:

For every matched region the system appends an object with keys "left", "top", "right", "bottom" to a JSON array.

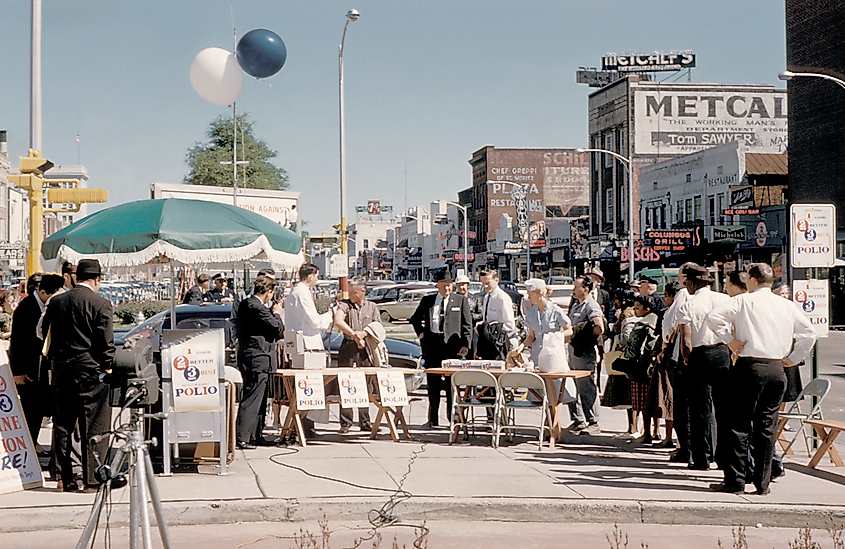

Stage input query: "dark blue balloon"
[{"left": 236, "top": 29, "right": 287, "bottom": 79}]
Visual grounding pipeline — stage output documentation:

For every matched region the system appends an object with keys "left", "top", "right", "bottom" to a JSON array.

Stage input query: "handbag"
[{"left": 603, "top": 340, "right": 625, "bottom": 376}]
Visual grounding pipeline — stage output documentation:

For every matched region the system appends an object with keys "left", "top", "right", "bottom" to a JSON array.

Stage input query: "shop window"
[{"left": 694, "top": 196, "right": 702, "bottom": 220}]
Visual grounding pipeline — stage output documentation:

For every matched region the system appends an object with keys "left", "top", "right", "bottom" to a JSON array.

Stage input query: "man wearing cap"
[
  {"left": 639, "top": 276, "right": 666, "bottom": 313},
  {"left": 587, "top": 267, "right": 610, "bottom": 321},
  {"left": 42, "top": 259, "right": 115, "bottom": 492},
  {"left": 706, "top": 263, "right": 816, "bottom": 495},
  {"left": 410, "top": 271, "right": 472, "bottom": 428},
  {"left": 677, "top": 264, "right": 731, "bottom": 470},
  {"left": 207, "top": 273, "right": 235, "bottom": 303}
]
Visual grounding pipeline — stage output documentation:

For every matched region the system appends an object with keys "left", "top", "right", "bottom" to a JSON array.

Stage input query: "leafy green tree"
[{"left": 184, "top": 114, "right": 289, "bottom": 191}]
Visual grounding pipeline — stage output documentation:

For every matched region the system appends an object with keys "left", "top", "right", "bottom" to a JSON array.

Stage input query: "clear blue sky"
[{"left": 0, "top": 0, "right": 787, "bottom": 235}]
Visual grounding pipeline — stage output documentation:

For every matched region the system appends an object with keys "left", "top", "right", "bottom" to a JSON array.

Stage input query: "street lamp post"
[
  {"left": 779, "top": 70, "right": 845, "bottom": 90},
  {"left": 446, "top": 201, "right": 469, "bottom": 277},
  {"left": 338, "top": 8, "right": 359, "bottom": 299},
  {"left": 576, "top": 147, "right": 635, "bottom": 282}
]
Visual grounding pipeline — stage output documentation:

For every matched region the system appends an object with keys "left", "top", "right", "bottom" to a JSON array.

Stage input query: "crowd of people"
[{"left": 3, "top": 256, "right": 818, "bottom": 498}]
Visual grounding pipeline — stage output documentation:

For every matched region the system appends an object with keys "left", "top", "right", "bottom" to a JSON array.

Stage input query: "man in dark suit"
[
  {"left": 10, "top": 273, "right": 64, "bottom": 447},
  {"left": 235, "top": 274, "right": 284, "bottom": 449},
  {"left": 183, "top": 273, "right": 211, "bottom": 304},
  {"left": 410, "top": 271, "right": 472, "bottom": 428},
  {"left": 42, "top": 259, "right": 115, "bottom": 492}
]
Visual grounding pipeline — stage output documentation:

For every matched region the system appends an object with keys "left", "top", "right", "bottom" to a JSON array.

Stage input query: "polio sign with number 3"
[
  {"left": 376, "top": 370, "right": 408, "bottom": 407},
  {"left": 338, "top": 370, "right": 369, "bottom": 408},
  {"left": 170, "top": 330, "right": 222, "bottom": 409},
  {"left": 294, "top": 372, "right": 326, "bottom": 410}
]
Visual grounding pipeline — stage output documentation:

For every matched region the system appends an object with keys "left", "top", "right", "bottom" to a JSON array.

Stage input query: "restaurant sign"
[{"left": 643, "top": 228, "right": 700, "bottom": 253}]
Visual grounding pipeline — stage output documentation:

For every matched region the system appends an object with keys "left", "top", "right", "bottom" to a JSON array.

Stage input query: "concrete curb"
[{"left": 2, "top": 497, "right": 845, "bottom": 533}]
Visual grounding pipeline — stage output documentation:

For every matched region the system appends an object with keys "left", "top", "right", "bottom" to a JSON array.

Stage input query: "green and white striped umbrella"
[{"left": 41, "top": 198, "right": 303, "bottom": 269}]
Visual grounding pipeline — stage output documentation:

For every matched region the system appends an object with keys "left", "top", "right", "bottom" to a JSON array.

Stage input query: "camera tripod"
[{"left": 76, "top": 408, "right": 173, "bottom": 549}]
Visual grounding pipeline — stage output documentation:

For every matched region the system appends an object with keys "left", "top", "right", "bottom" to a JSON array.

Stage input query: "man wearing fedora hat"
[
  {"left": 676, "top": 264, "right": 731, "bottom": 470},
  {"left": 410, "top": 270, "right": 472, "bottom": 428},
  {"left": 42, "top": 258, "right": 115, "bottom": 492}
]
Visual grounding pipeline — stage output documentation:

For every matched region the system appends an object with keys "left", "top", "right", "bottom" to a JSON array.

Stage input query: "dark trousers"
[
  {"left": 688, "top": 343, "right": 731, "bottom": 468},
  {"left": 52, "top": 372, "right": 110, "bottom": 487},
  {"left": 423, "top": 332, "right": 456, "bottom": 425},
  {"left": 672, "top": 363, "right": 692, "bottom": 461},
  {"left": 336, "top": 340, "right": 372, "bottom": 428},
  {"left": 724, "top": 357, "right": 786, "bottom": 491},
  {"left": 17, "top": 380, "right": 47, "bottom": 445},
  {"left": 236, "top": 370, "right": 269, "bottom": 444}
]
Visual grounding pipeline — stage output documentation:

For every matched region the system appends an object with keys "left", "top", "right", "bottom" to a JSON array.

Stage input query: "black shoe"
[
  {"left": 237, "top": 442, "right": 256, "bottom": 450},
  {"left": 755, "top": 486, "right": 771, "bottom": 496},
  {"left": 687, "top": 462, "right": 710, "bottom": 471},
  {"left": 254, "top": 438, "right": 275, "bottom": 447},
  {"left": 360, "top": 423, "right": 373, "bottom": 432},
  {"left": 669, "top": 453, "right": 691, "bottom": 463},
  {"left": 709, "top": 482, "right": 744, "bottom": 494}
]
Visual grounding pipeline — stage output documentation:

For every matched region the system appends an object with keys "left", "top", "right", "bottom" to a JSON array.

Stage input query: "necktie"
[{"left": 440, "top": 296, "right": 447, "bottom": 332}]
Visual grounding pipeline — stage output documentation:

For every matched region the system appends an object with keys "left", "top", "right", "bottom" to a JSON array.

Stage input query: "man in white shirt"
[
  {"left": 706, "top": 263, "right": 816, "bottom": 495},
  {"left": 284, "top": 263, "right": 333, "bottom": 438},
  {"left": 476, "top": 269, "right": 517, "bottom": 358},
  {"left": 656, "top": 263, "right": 694, "bottom": 462},
  {"left": 677, "top": 264, "right": 731, "bottom": 470}
]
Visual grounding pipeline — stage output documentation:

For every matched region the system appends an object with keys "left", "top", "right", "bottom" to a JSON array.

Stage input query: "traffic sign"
[
  {"left": 790, "top": 204, "right": 836, "bottom": 268},
  {"left": 793, "top": 280, "right": 829, "bottom": 338}
]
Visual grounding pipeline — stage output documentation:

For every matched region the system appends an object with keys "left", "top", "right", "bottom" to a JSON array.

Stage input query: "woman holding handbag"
[
  {"left": 602, "top": 290, "right": 637, "bottom": 435},
  {"left": 510, "top": 278, "right": 574, "bottom": 401}
]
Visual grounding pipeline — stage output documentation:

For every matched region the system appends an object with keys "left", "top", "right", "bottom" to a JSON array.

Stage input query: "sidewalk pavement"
[{"left": 2, "top": 396, "right": 844, "bottom": 534}]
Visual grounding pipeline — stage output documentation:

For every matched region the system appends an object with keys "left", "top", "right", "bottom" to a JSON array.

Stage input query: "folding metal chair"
[
  {"left": 778, "top": 377, "right": 831, "bottom": 456},
  {"left": 450, "top": 370, "right": 499, "bottom": 446},
  {"left": 496, "top": 372, "right": 549, "bottom": 450}
]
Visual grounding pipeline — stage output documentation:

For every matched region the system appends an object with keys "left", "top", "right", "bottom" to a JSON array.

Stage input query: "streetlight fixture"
[
  {"left": 576, "top": 147, "right": 635, "bottom": 282},
  {"left": 446, "top": 201, "right": 469, "bottom": 277},
  {"left": 338, "top": 8, "right": 359, "bottom": 298},
  {"left": 779, "top": 70, "right": 845, "bottom": 90}
]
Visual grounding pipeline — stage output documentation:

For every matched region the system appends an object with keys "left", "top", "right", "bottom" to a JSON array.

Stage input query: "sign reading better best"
[{"left": 790, "top": 204, "right": 836, "bottom": 268}]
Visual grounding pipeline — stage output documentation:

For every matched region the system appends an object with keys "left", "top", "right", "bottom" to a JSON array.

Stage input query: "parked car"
[
  {"left": 366, "top": 283, "right": 398, "bottom": 301},
  {"left": 116, "top": 302, "right": 426, "bottom": 393},
  {"left": 547, "top": 284, "right": 575, "bottom": 312},
  {"left": 327, "top": 333, "right": 425, "bottom": 392},
  {"left": 548, "top": 275, "right": 574, "bottom": 285},
  {"left": 495, "top": 280, "right": 524, "bottom": 317},
  {"left": 378, "top": 288, "right": 437, "bottom": 323},
  {"left": 467, "top": 281, "right": 483, "bottom": 295},
  {"left": 370, "top": 283, "right": 433, "bottom": 304}
]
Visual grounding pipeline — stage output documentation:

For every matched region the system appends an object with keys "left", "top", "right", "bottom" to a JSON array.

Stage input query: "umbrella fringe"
[{"left": 41, "top": 235, "right": 304, "bottom": 272}]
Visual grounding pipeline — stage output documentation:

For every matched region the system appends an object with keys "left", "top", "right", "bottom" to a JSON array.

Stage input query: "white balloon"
[{"left": 189, "top": 47, "right": 244, "bottom": 107}]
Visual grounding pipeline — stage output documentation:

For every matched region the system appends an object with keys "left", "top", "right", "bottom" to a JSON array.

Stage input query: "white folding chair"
[
  {"left": 778, "top": 377, "right": 831, "bottom": 456},
  {"left": 496, "top": 372, "right": 549, "bottom": 450},
  {"left": 450, "top": 370, "right": 499, "bottom": 447}
]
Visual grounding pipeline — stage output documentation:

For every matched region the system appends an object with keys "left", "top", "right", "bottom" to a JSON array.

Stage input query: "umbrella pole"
[{"left": 170, "top": 263, "right": 176, "bottom": 329}]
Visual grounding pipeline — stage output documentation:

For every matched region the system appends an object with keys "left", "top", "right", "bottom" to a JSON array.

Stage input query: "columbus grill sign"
[{"left": 644, "top": 228, "right": 700, "bottom": 253}]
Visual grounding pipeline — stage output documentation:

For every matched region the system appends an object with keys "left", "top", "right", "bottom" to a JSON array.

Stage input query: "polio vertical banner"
[
  {"left": 0, "top": 363, "right": 43, "bottom": 494},
  {"left": 166, "top": 329, "right": 224, "bottom": 410},
  {"left": 376, "top": 370, "right": 409, "bottom": 407},
  {"left": 790, "top": 204, "right": 836, "bottom": 268},
  {"left": 294, "top": 372, "right": 326, "bottom": 410},
  {"left": 793, "top": 280, "right": 830, "bottom": 338},
  {"left": 338, "top": 370, "right": 369, "bottom": 409}
]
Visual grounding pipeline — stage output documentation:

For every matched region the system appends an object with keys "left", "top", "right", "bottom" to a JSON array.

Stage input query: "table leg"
[
  {"left": 293, "top": 413, "right": 308, "bottom": 448},
  {"left": 384, "top": 408, "right": 400, "bottom": 442},
  {"left": 370, "top": 407, "right": 386, "bottom": 440},
  {"left": 281, "top": 377, "right": 297, "bottom": 440},
  {"left": 545, "top": 378, "right": 559, "bottom": 449},
  {"left": 394, "top": 407, "right": 411, "bottom": 439},
  {"left": 808, "top": 425, "right": 844, "bottom": 468}
]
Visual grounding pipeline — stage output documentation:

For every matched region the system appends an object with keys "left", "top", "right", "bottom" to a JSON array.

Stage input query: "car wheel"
[{"left": 381, "top": 311, "right": 393, "bottom": 323}]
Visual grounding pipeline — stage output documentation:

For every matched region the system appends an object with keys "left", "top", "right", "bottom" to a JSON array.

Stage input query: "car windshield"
[{"left": 551, "top": 289, "right": 572, "bottom": 297}]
